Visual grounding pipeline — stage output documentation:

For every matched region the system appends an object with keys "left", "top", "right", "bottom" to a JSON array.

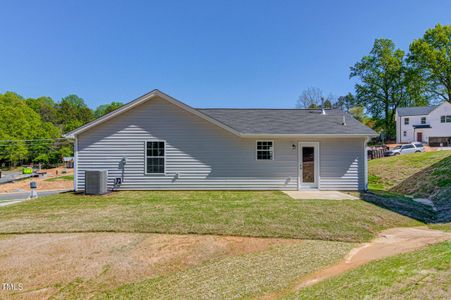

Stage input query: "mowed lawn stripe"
[
  {"left": 0, "top": 191, "right": 420, "bottom": 242},
  {"left": 95, "top": 240, "right": 354, "bottom": 300}
]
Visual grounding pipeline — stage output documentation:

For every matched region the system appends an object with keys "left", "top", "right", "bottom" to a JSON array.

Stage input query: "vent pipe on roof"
[{"left": 342, "top": 115, "right": 347, "bottom": 126}]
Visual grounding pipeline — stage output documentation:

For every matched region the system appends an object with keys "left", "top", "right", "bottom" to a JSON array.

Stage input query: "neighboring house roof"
[
  {"left": 64, "top": 89, "right": 377, "bottom": 138},
  {"left": 396, "top": 105, "right": 438, "bottom": 117}
]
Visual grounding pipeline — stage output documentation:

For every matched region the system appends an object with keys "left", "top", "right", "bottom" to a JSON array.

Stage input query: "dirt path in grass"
[
  {"left": 261, "top": 227, "right": 451, "bottom": 299},
  {"left": 294, "top": 227, "right": 451, "bottom": 290}
]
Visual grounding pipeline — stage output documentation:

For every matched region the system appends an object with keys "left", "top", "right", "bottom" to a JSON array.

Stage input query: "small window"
[
  {"left": 256, "top": 141, "right": 273, "bottom": 160},
  {"left": 441, "top": 116, "right": 446, "bottom": 123},
  {"left": 404, "top": 118, "right": 409, "bottom": 125},
  {"left": 403, "top": 131, "right": 407, "bottom": 137},
  {"left": 421, "top": 117, "right": 426, "bottom": 124},
  {"left": 447, "top": 115, "right": 451, "bottom": 123},
  {"left": 146, "top": 141, "right": 165, "bottom": 174}
]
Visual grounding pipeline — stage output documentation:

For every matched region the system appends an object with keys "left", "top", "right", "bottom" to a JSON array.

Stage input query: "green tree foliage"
[
  {"left": 350, "top": 39, "right": 427, "bottom": 137},
  {"left": 25, "top": 96, "right": 59, "bottom": 123},
  {"left": 94, "top": 101, "right": 124, "bottom": 118},
  {"left": 409, "top": 24, "right": 451, "bottom": 103},
  {"left": 323, "top": 99, "right": 333, "bottom": 109},
  {"left": 0, "top": 92, "right": 61, "bottom": 166},
  {"left": 57, "top": 94, "right": 95, "bottom": 133},
  {"left": 349, "top": 106, "right": 365, "bottom": 122},
  {"left": 1, "top": 91, "right": 126, "bottom": 167},
  {"left": 335, "top": 93, "right": 356, "bottom": 112}
]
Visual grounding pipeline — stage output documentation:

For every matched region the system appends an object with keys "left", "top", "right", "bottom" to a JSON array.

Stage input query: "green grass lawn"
[
  {"left": 94, "top": 240, "right": 354, "bottom": 300},
  {"left": 45, "top": 174, "right": 74, "bottom": 182},
  {"left": 0, "top": 191, "right": 420, "bottom": 242},
  {"left": 286, "top": 241, "right": 451, "bottom": 300}
]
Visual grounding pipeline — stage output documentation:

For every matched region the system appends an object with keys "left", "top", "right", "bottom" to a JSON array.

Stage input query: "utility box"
[{"left": 85, "top": 170, "right": 108, "bottom": 195}]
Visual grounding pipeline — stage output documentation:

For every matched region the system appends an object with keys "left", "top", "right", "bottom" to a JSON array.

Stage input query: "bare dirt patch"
[
  {"left": 294, "top": 227, "right": 451, "bottom": 290},
  {"left": 0, "top": 233, "right": 297, "bottom": 299},
  {"left": 0, "top": 167, "right": 73, "bottom": 193}
]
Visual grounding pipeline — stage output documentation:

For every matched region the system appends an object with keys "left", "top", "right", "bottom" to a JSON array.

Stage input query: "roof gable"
[
  {"left": 64, "top": 89, "right": 377, "bottom": 138},
  {"left": 64, "top": 90, "right": 241, "bottom": 138}
]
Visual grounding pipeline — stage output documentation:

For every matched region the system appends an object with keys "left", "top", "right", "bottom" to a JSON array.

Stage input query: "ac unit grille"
[{"left": 85, "top": 170, "right": 108, "bottom": 195}]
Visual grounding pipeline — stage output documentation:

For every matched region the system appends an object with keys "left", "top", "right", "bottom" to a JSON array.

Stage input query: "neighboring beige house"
[
  {"left": 65, "top": 90, "right": 377, "bottom": 192},
  {"left": 396, "top": 102, "right": 451, "bottom": 146}
]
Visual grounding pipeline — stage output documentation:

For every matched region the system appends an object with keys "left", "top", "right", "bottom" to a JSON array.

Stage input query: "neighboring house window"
[
  {"left": 256, "top": 141, "right": 273, "bottom": 160},
  {"left": 447, "top": 115, "right": 451, "bottom": 123},
  {"left": 146, "top": 141, "right": 165, "bottom": 174},
  {"left": 421, "top": 117, "right": 426, "bottom": 124},
  {"left": 403, "top": 131, "right": 407, "bottom": 137},
  {"left": 404, "top": 118, "right": 409, "bottom": 125},
  {"left": 441, "top": 115, "right": 451, "bottom": 123}
]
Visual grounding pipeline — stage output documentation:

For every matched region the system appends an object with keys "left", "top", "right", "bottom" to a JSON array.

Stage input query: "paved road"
[
  {"left": 0, "top": 190, "right": 71, "bottom": 207},
  {"left": 0, "top": 170, "right": 24, "bottom": 184}
]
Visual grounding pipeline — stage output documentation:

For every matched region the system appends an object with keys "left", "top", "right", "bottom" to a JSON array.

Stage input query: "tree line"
[
  {"left": 297, "top": 23, "right": 451, "bottom": 140},
  {"left": 0, "top": 92, "right": 123, "bottom": 167}
]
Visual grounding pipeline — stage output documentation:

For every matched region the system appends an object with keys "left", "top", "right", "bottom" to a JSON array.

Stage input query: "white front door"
[{"left": 298, "top": 142, "right": 319, "bottom": 189}]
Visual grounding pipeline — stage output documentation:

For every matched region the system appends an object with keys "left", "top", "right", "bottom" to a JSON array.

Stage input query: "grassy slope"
[
  {"left": 368, "top": 151, "right": 451, "bottom": 200},
  {"left": 368, "top": 151, "right": 451, "bottom": 223},
  {"left": 287, "top": 241, "right": 451, "bottom": 300},
  {"left": 95, "top": 241, "right": 354, "bottom": 300},
  {"left": 0, "top": 191, "right": 419, "bottom": 242}
]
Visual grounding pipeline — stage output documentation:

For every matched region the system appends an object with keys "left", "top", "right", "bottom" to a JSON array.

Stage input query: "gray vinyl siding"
[
  {"left": 75, "top": 96, "right": 366, "bottom": 191},
  {"left": 319, "top": 139, "right": 365, "bottom": 190}
]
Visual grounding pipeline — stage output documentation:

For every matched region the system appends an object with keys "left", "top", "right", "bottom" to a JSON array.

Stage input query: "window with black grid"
[
  {"left": 256, "top": 141, "right": 273, "bottom": 160},
  {"left": 146, "top": 141, "right": 165, "bottom": 174}
]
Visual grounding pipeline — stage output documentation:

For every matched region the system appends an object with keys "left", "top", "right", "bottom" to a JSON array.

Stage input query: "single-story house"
[
  {"left": 396, "top": 101, "right": 451, "bottom": 146},
  {"left": 64, "top": 90, "right": 377, "bottom": 191}
]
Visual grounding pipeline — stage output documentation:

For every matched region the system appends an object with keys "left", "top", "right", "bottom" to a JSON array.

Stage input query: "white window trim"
[
  {"left": 421, "top": 117, "right": 426, "bottom": 124},
  {"left": 404, "top": 117, "right": 409, "bottom": 125},
  {"left": 256, "top": 140, "right": 274, "bottom": 161},
  {"left": 144, "top": 140, "right": 166, "bottom": 175}
]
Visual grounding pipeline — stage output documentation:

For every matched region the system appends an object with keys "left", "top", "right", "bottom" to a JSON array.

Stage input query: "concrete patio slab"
[{"left": 283, "top": 190, "right": 358, "bottom": 200}]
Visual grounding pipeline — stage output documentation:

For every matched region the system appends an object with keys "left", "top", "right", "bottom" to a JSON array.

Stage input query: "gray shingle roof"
[
  {"left": 396, "top": 106, "right": 438, "bottom": 117},
  {"left": 198, "top": 108, "right": 377, "bottom": 135}
]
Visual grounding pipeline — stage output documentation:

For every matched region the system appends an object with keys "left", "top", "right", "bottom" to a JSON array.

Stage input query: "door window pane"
[{"left": 302, "top": 147, "right": 314, "bottom": 183}]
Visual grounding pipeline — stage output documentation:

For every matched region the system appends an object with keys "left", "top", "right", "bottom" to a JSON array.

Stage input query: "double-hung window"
[
  {"left": 441, "top": 115, "right": 451, "bottom": 123},
  {"left": 146, "top": 141, "right": 165, "bottom": 174},
  {"left": 421, "top": 117, "right": 426, "bottom": 124},
  {"left": 404, "top": 118, "right": 409, "bottom": 125},
  {"left": 256, "top": 141, "right": 273, "bottom": 160}
]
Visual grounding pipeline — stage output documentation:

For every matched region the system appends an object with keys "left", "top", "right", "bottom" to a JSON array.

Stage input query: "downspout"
[
  {"left": 74, "top": 136, "right": 78, "bottom": 192},
  {"left": 364, "top": 137, "right": 369, "bottom": 191}
]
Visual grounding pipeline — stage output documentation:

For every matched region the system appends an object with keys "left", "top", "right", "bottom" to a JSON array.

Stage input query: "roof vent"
[
  {"left": 321, "top": 97, "right": 326, "bottom": 115},
  {"left": 342, "top": 115, "right": 347, "bottom": 126}
]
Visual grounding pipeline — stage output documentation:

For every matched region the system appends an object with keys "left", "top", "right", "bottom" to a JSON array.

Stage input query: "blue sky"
[{"left": 1, "top": 0, "right": 450, "bottom": 109}]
